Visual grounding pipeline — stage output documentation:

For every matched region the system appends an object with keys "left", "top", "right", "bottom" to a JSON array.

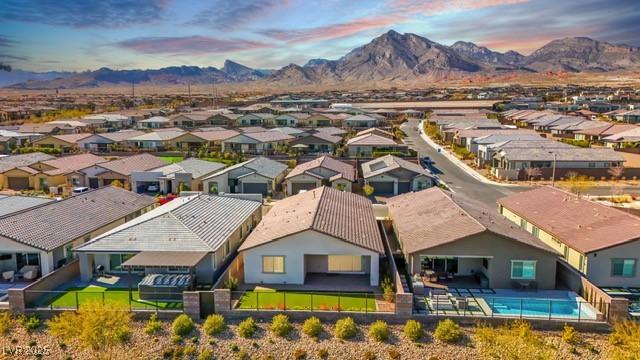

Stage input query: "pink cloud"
[
  {"left": 391, "top": 0, "right": 530, "bottom": 15},
  {"left": 116, "top": 36, "right": 269, "bottom": 55},
  {"left": 260, "top": 14, "right": 408, "bottom": 43}
]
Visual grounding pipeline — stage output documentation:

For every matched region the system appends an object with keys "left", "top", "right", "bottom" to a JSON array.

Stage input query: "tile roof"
[
  {"left": 574, "top": 124, "right": 637, "bottom": 136},
  {"left": 76, "top": 194, "right": 261, "bottom": 253},
  {"left": 17, "top": 123, "right": 61, "bottom": 134},
  {"left": 498, "top": 186, "right": 640, "bottom": 253},
  {"left": 41, "top": 153, "right": 107, "bottom": 175},
  {"left": 204, "top": 156, "right": 288, "bottom": 181},
  {"left": 128, "top": 130, "right": 185, "bottom": 141},
  {"left": 190, "top": 130, "right": 239, "bottom": 142},
  {"left": 98, "top": 153, "right": 166, "bottom": 176},
  {"left": 0, "top": 195, "right": 53, "bottom": 217},
  {"left": 347, "top": 133, "right": 400, "bottom": 146},
  {"left": 386, "top": 188, "right": 556, "bottom": 254},
  {"left": 361, "top": 155, "right": 430, "bottom": 178},
  {"left": 0, "top": 186, "right": 155, "bottom": 251},
  {"left": 603, "top": 127, "right": 640, "bottom": 142},
  {"left": 239, "top": 186, "right": 384, "bottom": 253},
  {"left": 238, "top": 126, "right": 268, "bottom": 133},
  {"left": 101, "top": 130, "right": 146, "bottom": 142},
  {"left": 286, "top": 156, "right": 356, "bottom": 182},
  {"left": 243, "top": 131, "right": 294, "bottom": 143},
  {"left": 0, "top": 152, "right": 55, "bottom": 173},
  {"left": 356, "top": 128, "right": 394, "bottom": 138},
  {"left": 497, "top": 147, "right": 625, "bottom": 162},
  {"left": 152, "top": 158, "right": 226, "bottom": 179}
]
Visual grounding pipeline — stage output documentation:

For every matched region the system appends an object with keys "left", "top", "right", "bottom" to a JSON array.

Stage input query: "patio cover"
[{"left": 122, "top": 251, "right": 208, "bottom": 268}]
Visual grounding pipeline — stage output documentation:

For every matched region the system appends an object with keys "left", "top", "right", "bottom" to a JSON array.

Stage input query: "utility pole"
[
  {"left": 188, "top": 82, "right": 191, "bottom": 104},
  {"left": 550, "top": 151, "right": 557, "bottom": 187}
]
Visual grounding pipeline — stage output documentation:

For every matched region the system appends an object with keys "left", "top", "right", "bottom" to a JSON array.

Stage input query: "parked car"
[
  {"left": 146, "top": 184, "right": 159, "bottom": 192},
  {"left": 420, "top": 156, "right": 434, "bottom": 167},
  {"left": 72, "top": 187, "right": 89, "bottom": 195}
]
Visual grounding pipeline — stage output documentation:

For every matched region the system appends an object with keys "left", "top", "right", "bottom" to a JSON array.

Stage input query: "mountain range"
[{"left": 4, "top": 30, "right": 640, "bottom": 89}]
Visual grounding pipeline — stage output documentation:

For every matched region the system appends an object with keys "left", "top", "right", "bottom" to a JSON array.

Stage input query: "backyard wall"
[{"left": 9, "top": 260, "right": 79, "bottom": 312}]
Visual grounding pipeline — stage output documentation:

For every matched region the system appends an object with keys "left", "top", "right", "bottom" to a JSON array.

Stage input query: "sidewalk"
[{"left": 418, "top": 121, "right": 520, "bottom": 188}]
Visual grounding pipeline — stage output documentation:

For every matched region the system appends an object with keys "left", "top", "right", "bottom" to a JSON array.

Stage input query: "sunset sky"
[{"left": 1, "top": 0, "right": 639, "bottom": 72}]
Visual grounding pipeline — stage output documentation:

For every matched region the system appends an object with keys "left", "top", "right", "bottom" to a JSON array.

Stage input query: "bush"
[
  {"left": 561, "top": 324, "right": 581, "bottom": 345},
  {"left": 172, "top": 314, "right": 195, "bottom": 337},
  {"left": 270, "top": 314, "right": 292, "bottom": 337},
  {"left": 47, "top": 301, "right": 132, "bottom": 351},
  {"left": 404, "top": 319, "right": 424, "bottom": 342},
  {"left": 380, "top": 277, "right": 395, "bottom": 303},
  {"left": 237, "top": 349, "right": 249, "bottom": 360},
  {"left": 203, "top": 314, "right": 226, "bottom": 336},
  {"left": 434, "top": 319, "right": 462, "bottom": 344},
  {"left": 387, "top": 348, "right": 401, "bottom": 359},
  {"left": 0, "top": 312, "right": 12, "bottom": 335},
  {"left": 237, "top": 317, "right": 257, "bottom": 338},
  {"left": 334, "top": 317, "right": 357, "bottom": 340},
  {"left": 302, "top": 317, "right": 323, "bottom": 338},
  {"left": 609, "top": 320, "right": 640, "bottom": 360},
  {"left": 368, "top": 320, "right": 389, "bottom": 342},
  {"left": 18, "top": 314, "right": 41, "bottom": 332},
  {"left": 293, "top": 348, "right": 307, "bottom": 360},
  {"left": 144, "top": 313, "right": 163, "bottom": 335},
  {"left": 197, "top": 348, "right": 214, "bottom": 360},
  {"left": 475, "top": 321, "right": 556, "bottom": 359},
  {"left": 317, "top": 348, "right": 329, "bottom": 359},
  {"left": 363, "top": 184, "right": 374, "bottom": 197},
  {"left": 223, "top": 276, "right": 239, "bottom": 290}
]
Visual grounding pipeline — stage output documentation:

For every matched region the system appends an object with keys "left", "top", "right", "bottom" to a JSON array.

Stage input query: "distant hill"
[
  {"left": 0, "top": 69, "right": 74, "bottom": 87},
  {"left": 7, "top": 31, "right": 640, "bottom": 89}
]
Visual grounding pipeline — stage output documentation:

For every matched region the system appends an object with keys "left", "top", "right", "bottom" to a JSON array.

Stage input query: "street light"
[{"left": 549, "top": 151, "right": 557, "bottom": 187}]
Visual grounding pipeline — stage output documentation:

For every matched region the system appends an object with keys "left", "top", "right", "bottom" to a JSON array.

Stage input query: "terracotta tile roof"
[
  {"left": 575, "top": 124, "right": 637, "bottom": 137},
  {"left": 101, "top": 130, "right": 146, "bottom": 142},
  {"left": 98, "top": 153, "right": 166, "bottom": 176},
  {"left": 347, "top": 133, "right": 400, "bottom": 146},
  {"left": 189, "top": 130, "right": 239, "bottom": 142},
  {"left": 244, "top": 131, "right": 294, "bottom": 143},
  {"left": 286, "top": 156, "right": 356, "bottom": 182},
  {"left": 0, "top": 186, "right": 155, "bottom": 252},
  {"left": 361, "top": 155, "right": 430, "bottom": 179},
  {"left": 0, "top": 152, "right": 55, "bottom": 173},
  {"left": 498, "top": 186, "right": 640, "bottom": 253},
  {"left": 41, "top": 153, "right": 107, "bottom": 175},
  {"left": 48, "top": 133, "right": 93, "bottom": 144},
  {"left": 239, "top": 186, "right": 384, "bottom": 253},
  {"left": 386, "top": 188, "right": 556, "bottom": 254}
]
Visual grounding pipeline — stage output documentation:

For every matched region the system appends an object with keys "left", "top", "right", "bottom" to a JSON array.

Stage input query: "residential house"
[
  {"left": 202, "top": 156, "right": 287, "bottom": 196},
  {"left": 476, "top": 138, "right": 564, "bottom": 168},
  {"left": 222, "top": 131, "right": 293, "bottom": 154},
  {"left": 17, "top": 123, "right": 64, "bottom": 135},
  {"left": 0, "top": 129, "right": 42, "bottom": 154},
  {"left": 136, "top": 116, "right": 172, "bottom": 129},
  {"left": 284, "top": 156, "right": 356, "bottom": 195},
  {"left": 28, "top": 153, "right": 107, "bottom": 193},
  {"left": 239, "top": 186, "right": 384, "bottom": 287},
  {"left": 361, "top": 155, "right": 434, "bottom": 196},
  {"left": 74, "top": 194, "right": 262, "bottom": 284},
  {"left": 574, "top": 124, "right": 637, "bottom": 142},
  {"left": 268, "top": 127, "right": 308, "bottom": 139},
  {"left": 602, "top": 127, "right": 640, "bottom": 148},
  {"left": 346, "top": 133, "right": 407, "bottom": 157},
  {"left": 0, "top": 195, "right": 53, "bottom": 217},
  {"left": 209, "top": 113, "right": 242, "bottom": 126},
  {"left": 492, "top": 147, "right": 625, "bottom": 180},
  {"left": 305, "top": 113, "right": 337, "bottom": 127},
  {"left": 0, "top": 186, "right": 154, "bottom": 278},
  {"left": 274, "top": 113, "right": 308, "bottom": 127},
  {"left": 343, "top": 114, "right": 381, "bottom": 128},
  {"left": 32, "top": 133, "right": 93, "bottom": 153},
  {"left": 290, "top": 132, "right": 342, "bottom": 154},
  {"left": 385, "top": 188, "right": 558, "bottom": 289},
  {"left": 131, "top": 158, "right": 226, "bottom": 194},
  {"left": 236, "top": 113, "right": 275, "bottom": 126},
  {"left": 82, "top": 114, "right": 131, "bottom": 129},
  {"left": 0, "top": 153, "right": 55, "bottom": 190},
  {"left": 499, "top": 186, "right": 640, "bottom": 287},
  {"left": 174, "top": 130, "right": 240, "bottom": 152},
  {"left": 81, "top": 153, "right": 166, "bottom": 189},
  {"left": 171, "top": 111, "right": 218, "bottom": 128},
  {"left": 127, "top": 130, "right": 185, "bottom": 151}
]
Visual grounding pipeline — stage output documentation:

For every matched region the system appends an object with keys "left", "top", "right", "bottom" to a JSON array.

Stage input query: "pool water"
[{"left": 482, "top": 297, "right": 590, "bottom": 319}]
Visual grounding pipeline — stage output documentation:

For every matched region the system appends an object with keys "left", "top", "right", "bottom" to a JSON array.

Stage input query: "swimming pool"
[{"left": 478, "top": 291, "right": 598, "bottom": 320}]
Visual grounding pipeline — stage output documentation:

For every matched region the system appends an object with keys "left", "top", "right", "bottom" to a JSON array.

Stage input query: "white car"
[
  {"left": 146, "top": 184, "right": 159, "bottom": 192},
  {"left": 72, "top": 187, "right": 89, "bottom": 195}
]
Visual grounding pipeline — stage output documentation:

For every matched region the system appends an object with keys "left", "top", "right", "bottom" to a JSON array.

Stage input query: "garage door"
[
  {"left": 369, "top": 181, "right": 394, "bottom": 195},
  {"left": 397, "top": 182, "right": 411, "bottom": 194},
  {"left": 242, "top": 182, "right": 269, "bottom": 195},
  {"left": 89, "top": 178, "right": 99, "bottom": 189},
  {"left": 292, "top": 182, "right": 318, "bottom": 194},
  {"left": 7, "top": 177, "right": 29, "bottom": 190}
]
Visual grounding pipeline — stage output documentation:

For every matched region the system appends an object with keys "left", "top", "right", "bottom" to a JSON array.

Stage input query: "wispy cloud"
[
  {"left": 0, "top": 54, "right": 28, "bottom": 61},
  {"left": 260, "top": 14, "right": 407, "bottom": 43},
  {"left": 0, "top": 0, "right": 170, "bottom": 28},
  {"left": 189, "top": 0, "right": 286, "bottom": 30},
  {"left": 0, "top": 35, "right": 16, "bottom": 47},
  {"left": 390, "top": 0, "right": 530, "bottom": 15},
  {"left": 115, "top": 35, "right": 269, "bottom": 55}
]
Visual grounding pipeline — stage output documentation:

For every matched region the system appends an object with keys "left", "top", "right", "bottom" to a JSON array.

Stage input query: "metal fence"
[
  {"left": 231, "top": 291, "right": 395, "bottom": 313},
  {"left": 628, "top": 301, "right": 640, "bottom": 320},
  {"left": 24, "top": 290, "right": 184, "bottom": 312},
  {"left": 423, "top": 296, "right": 604, "bottom": 322}
]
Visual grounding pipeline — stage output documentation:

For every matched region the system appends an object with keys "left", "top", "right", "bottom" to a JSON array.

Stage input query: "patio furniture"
[
  {"left": 17, "top": 265, "right": 39, "bottom": 280},
  {"left": 23, "top": 270, "right": 38, "bottom": 280},
  {"left": 2, "top": 270, "right": 15, "bottom": 283}
]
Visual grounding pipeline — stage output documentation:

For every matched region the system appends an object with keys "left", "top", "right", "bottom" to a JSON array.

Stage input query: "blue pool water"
[{"left": 482, "top": 297, "right": 589, "bottom": 318}]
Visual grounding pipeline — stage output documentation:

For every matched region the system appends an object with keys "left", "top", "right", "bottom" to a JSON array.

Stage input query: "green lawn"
[
  {"left": 236, "top": 290, "right": 376, "bottom": 312},
  {"left": 160, "top": 156, "right": 184, "bottom": 164},
  {"left": 40, "top": 285, "right": 182, "bottom": 310}
]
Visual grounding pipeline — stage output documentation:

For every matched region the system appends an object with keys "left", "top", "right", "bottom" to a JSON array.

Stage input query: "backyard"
[
  {"left": 33, "top": 285, "right": 183, "bottom": 310},
  {"left": 235, "top": 290, "right": 378, "bottom": 312},
  {"left": 159, "top": 155, "right": 239, "bottom": 166}
]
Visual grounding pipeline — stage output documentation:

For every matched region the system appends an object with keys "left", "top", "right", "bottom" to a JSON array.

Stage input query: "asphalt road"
[{"left": 401, "top": 119, "right": 640, "bottom": 205}]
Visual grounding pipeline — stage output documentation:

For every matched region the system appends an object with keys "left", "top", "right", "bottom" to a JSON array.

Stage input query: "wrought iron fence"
[
  {"left": 23, "top": 289, "right": 184, "bottom": 312},
  {"left": 231, "top": 291, "right": 395, "bottom": 313}
]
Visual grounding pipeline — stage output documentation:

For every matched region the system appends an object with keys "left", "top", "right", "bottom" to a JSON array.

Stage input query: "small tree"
[
  {"left": 110, "top": 179, "right": 124, "bottom": 188},
  {"left": 178, "top": 182, "right": 191, "bottom": 193},
  {"left": 564, "top": 172, "right": 594, "bottom": 196},
  {"left": 362, "top": 184, "right": 374, "bottom": 197},
  {"left": 608, "top": 166, "right": 624, "bottom": 181}
]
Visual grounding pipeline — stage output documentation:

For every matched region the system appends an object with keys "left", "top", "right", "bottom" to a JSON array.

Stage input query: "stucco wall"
[
  {"left": 242, "top": 229, "right": 380, "bottom": 286},
  {"left": 587, "top": 240, "right": 640, "bottom": 287}
]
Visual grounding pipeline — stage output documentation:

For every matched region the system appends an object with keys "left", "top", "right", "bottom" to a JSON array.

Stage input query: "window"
[
  {"left": 520, "top": 218, "right": 528, "bottom": 229},
  {"left": 532, "top": 226, "right": 540, "bottom": 238},
  {"left": 563, "top": 245, "right": 569, "bottom": 259},
  {"left": 222, "top": 241, "right": 230, "bottom": 258},
  {"left": 262, "top": 256, "right": 285, "bottom": 273},
  {"left": 579, "top": 255, "right": 586, "bottom": 272},
  {"left": 109, "top": 253, "right": 136, "bottom": 272},
  {"left": 511, "top": 260, "right": 536, "bottom": 280},
  {"left": 588, "top": 162, "right": 596, "bottom": 168},
  {"left": 328, "top": 255, "right": 362, "bottom": 273},
  {"left": 612, "top": 259, "right": 636, "bottom": 277},
  {"left": 71, "top": 177, "right": 80, "bottom": 186},
  {"left": 482, "top": 258, "right": 489, "bottom": 270}
]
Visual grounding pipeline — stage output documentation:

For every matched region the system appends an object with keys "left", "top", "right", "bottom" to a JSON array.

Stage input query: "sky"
[{"left": 0, "top": 0, "right": 639, "bottom": 72}]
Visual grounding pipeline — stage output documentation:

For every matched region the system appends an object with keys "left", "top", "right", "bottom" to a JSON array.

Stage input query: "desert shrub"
[
  {"left": 0, "top": 312, "right": 13, "bottom": 335},
  {"left": 317, "top": 348, "right": 329, "bottom": 359},
  {"left": 334, "top": 317, "right": 357, "bottom": 340},
  {"left": 47, "top": 301, "right": 132, "bottom": 351},
  {"left": 293, "top": 348, "right": 307, "bottom": 360},
  {"left": 302, "top": 317, "right": 322, "bottom": 338},
  {"left": 368, "top": 320, "right": 389, "bottom": 342},
  {"left": 404, "top": 319, "right": 424, "bottom": 342},
  {"left": 363, "top": 184, "right": 374, "bottom": 196},
  {"left": 237, "top": 317, "right": 257, "bottom": 338},
  {"left": 561, "top": 324, "right": 581, "bottom": 345},
  {"left": 203, "top": 314, "right": 226, "bottom": 336},
  {"left": 144, "top": 313, "right": 163, "bottom": 335},
  {"left": 364, "top": 350, "right": 376, "bottom": 360},
  {"left": 18, "top": 314, "right": 41, "bottom": 332},
  {"left": 380, "top": 277, "right": 395, "bottom": 303},
  {"left": 223, "top": 275, "right": 239, "bottom": 291},
  {"left": 197, "top": 348, "right": 214, "bottom": 360},
  {"left": 237, "top": 349, "right": 249, "bottom": 360},
  {"left": 434, "top": 319, "right": 462, "bottom": 344},
  {"left": 475, "top": 320, "right": 556, "bottom": 360},
  {"left": 387, "top": 348, "right": 401, "bottom": 359},
  {"left": 172, "top": 314, "right": 195, "bottom": 337},
  {"left": 609, "top": 320, "right": 640, "bottom": 360},
  {"left": 270, "top": 314, "right": 292, "bottom": 337},
  {"left": 183, "top": 344, "right": 198, "bottom": 357}
]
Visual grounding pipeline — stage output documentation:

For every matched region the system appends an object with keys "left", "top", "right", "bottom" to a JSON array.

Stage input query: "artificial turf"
[
  {"left": 235, "top": 290, "right": 376, "bottom": 312},
  {"left": 39, "top": 285, "right": 182, "bottom": 310}
]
